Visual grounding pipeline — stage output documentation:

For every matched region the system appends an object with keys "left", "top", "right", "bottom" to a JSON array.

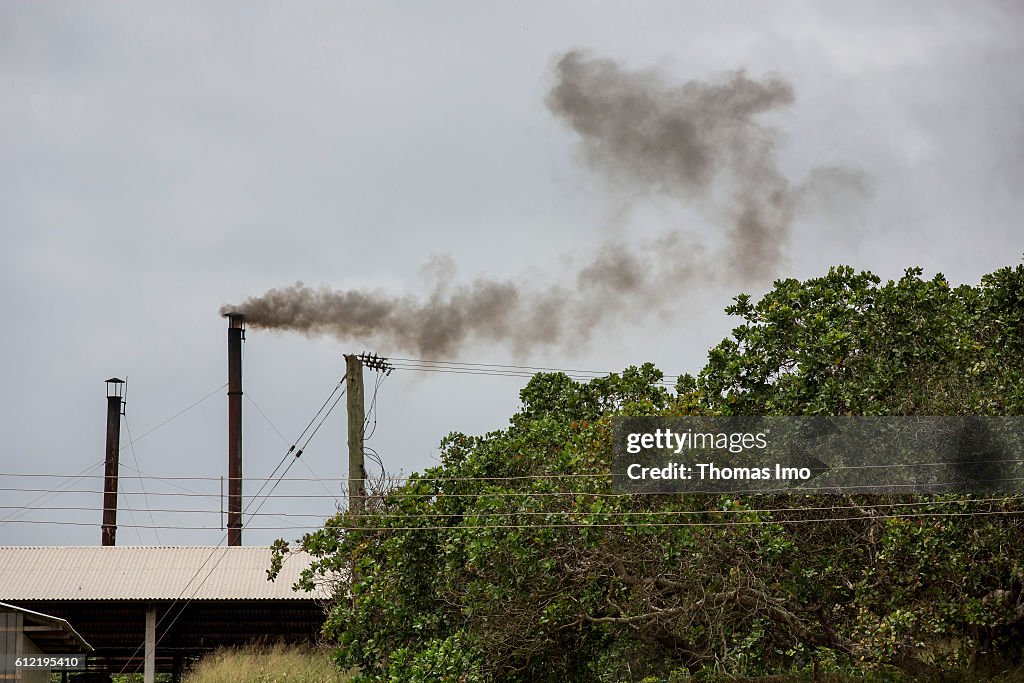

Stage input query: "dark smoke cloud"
[
  {"left": 223, "top": 279, "right": 560, "bottom": 358},
  {"left": 222, "top": 234, "right": 703, "bottom": 358},
  {"left": 547, "top": 51, "right": 797, "bottom": 280},
  {"left": 225, "top": 51, "right": 859, "bottom": 357}
]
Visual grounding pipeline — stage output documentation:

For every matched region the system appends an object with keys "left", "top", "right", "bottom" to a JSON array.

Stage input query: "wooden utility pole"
[{"left": 345, "top": 355, "right": 365, "bottom": 513}]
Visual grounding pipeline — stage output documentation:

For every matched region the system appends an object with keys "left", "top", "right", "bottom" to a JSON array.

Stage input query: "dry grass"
[{"left": 182, "top": 642, "right": 355, "bottom": 683}]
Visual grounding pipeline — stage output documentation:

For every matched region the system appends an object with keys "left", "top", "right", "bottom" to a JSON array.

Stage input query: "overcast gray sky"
[{"left": 2, "top": 1, "right": 1021, "bottom": 546}]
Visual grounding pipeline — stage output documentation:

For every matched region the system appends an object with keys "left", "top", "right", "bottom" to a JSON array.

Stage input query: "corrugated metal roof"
[{"left": 0, "top": 546, "right": 328, "bottom": 601}]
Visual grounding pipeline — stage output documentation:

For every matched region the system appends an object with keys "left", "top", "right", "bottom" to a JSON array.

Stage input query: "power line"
[
  {"left": 123, "top": 418, "right": 160, "bottom": 545},
  {"left": 246, "top": 382, "right": 348, "bottom": 523},
  {"left": 294, "top": 509, "right": 1024, "bottom": 530},
  {"left": 245, "top": 390, "right": 339, "bottom": 507},
  {"left": 2, "top": 495, "right": 1021, "bottom": 519},
  {"left": 115, "top": 378, "right": 346, "bottom": 679},
  {"left": 119, "top": 383, "right": 227, "bottom": 450},
  {"left": 6, "top": 455, "right": 1023, "bottom": 484},
  {"left": 244, "top": 377, "right": 345, "bottom": 523},
  {"left": 118, "top": 462, "right": 208, "bottom": 499},
  {"left": 389, "top": 363, "right": 677, "bottom": 387},
  {"left": 0, "top": 505, "right": 337, "bottom": 517},
  {"left": 246, "top": 394, "right": 290, "bottom": 446},
  {"left": 361, "top": 478, "right": 1024, "bottom": 495},
  {"left": 390, "top": 357, "right": 681, "bottom": 382},
  {"left": 2, "top": 508, "right": 1022, "bottom": 532},
  {"left": 128, "top": 437, "right": 338, "bottom": 674},
  {"left": 5, "top": 479, "right": 1024, "bottom": 499},
  {"left": 119, "top": 374, "right": 353, "bottom": 676},
  {"left": 0, "top": 461, "right": 106, "bottom": 527},
  {"left": 1, "top": 382, "right": 227, "bottom": 530},
  {"left": 118, "top": 487, "right": 143, "bottom": 544},
  {"left": 364, "top": 369, "right": 385, "bottom": 441},
  {"left": 295, "top": 458, "right": 339, "bottom": 499}
]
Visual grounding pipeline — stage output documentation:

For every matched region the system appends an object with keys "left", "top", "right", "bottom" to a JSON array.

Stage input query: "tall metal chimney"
[
  {"left": 101, "top": 377, "right": 125, "bottom": 546},
  {"left": 226, "top": 313, "right": 245, "bottom": 546}
]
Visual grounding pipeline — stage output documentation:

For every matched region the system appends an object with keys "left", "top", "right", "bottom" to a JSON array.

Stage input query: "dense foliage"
[{"left": 277, "top": 264, "right": 1024, "bottom": 681}]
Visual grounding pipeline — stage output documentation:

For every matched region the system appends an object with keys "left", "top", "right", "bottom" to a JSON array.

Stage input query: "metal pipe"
[
  {"left": 101, "top": 378, "right": 124, "bottom": 546},
  {"left": 226, "top": 313, "right": 244, "bottom": 546}
]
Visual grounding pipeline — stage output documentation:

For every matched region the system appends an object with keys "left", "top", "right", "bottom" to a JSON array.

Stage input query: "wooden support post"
[
  {"left": 144, "top": 606, "right": 156, "bottom": 683},
  {"left": 345, "top": 355, "right": 365, "bottom": 514}
]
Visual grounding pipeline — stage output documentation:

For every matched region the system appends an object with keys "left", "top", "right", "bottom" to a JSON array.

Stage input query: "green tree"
[
  {"left": 279, "top": 264, "right": 1024, "bottom": 682},
  {"left": 698, "top": 265, "right": 1024, "bottom": 416}
]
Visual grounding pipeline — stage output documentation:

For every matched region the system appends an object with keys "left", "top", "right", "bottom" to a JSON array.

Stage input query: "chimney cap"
[
  {"left": 105, "top": 377, "right": 126, "bottom": 399},
  {"left": 225, "top": 311, "right": 246, "bottom": 329}
]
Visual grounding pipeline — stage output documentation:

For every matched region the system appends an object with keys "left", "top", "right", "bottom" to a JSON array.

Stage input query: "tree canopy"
[{"left": 277, "top": 264, "right": 1024, "bottom": 682}]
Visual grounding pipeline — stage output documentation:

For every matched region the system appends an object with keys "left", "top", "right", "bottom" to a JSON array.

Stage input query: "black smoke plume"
[
  {"left": 547, "top": 51, "right": 798, "bottom": 279},
  {"left": 224, "top": 51, "right": 852, "bottom": 357}
]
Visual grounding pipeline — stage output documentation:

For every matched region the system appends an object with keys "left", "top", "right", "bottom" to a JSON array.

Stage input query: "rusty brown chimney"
[
  {"left": 226, "top": 313, "right": 245, "bottom": 546},
  {"left": 101, "top": 377, "right": 125, "bottom": 546}
]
